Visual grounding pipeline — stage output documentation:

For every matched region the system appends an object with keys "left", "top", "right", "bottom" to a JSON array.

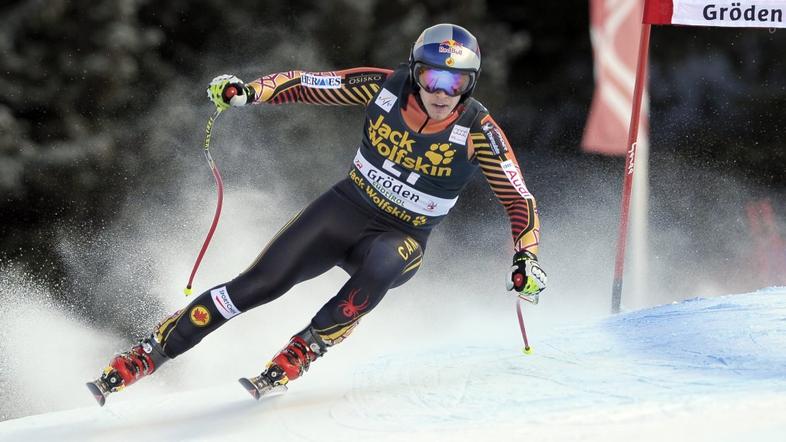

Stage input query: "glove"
[
  {"left": 506, "top": 250, "right": 547, "bottom": 303},
  {"left": 207, "top": 74, "right": 252, "bottom": 111}
]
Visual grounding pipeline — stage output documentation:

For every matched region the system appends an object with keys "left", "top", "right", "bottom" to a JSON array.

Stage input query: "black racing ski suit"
[{"left": 153, "top": 65, "right": 541, "bottom": 360}]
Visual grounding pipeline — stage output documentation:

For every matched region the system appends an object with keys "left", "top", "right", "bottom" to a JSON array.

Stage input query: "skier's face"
[{"left": 419, "top": 88, "right": 461, "bottom": 121}]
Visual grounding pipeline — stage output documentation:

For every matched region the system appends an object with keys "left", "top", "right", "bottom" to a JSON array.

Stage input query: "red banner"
[
  {"left": 582, "top": 0, "right": 648, "bottom": 156},
  {"left": 746, "top": 200, "right": 786, "bottom": 286}
]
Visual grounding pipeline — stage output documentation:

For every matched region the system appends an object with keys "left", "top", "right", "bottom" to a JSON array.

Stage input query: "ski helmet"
[{"left": 409, "top": 23, "right": 481, "bottom": 102}]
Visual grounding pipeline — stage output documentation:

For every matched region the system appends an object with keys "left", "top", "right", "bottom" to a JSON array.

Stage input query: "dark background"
[{"left": 2, "top": 0, "right": 785, "bottom": 320}]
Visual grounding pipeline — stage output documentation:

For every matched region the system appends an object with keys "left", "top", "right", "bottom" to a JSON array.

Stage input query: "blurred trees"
[
  {"left": 1, "top": 0, "right": 784, "bottom": 291},
  {"left": 2, "top": 0, "right": 170, "bottom": 284}
]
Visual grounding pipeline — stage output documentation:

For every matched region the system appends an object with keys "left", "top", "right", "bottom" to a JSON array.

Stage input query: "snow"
[{"left": 1, "top": 287, "right": 785, "bottom": 441}]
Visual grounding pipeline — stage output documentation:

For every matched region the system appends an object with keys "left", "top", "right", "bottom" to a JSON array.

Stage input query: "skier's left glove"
[
  {"left": 506, "top": 250, "right": 547, "bottom": 303},
  {"left": 207, "top": 75, "right": 253, "bottom": 111}
]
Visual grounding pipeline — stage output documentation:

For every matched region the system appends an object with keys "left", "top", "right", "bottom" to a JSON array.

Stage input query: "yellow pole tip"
[
  {"left": 184, "top": 287, "right": 193, "bottom": 296},
  {"left": 523, "top": 347, "right": 533, "bottom": 355}
]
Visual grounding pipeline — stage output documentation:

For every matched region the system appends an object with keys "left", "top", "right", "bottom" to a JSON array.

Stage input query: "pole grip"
[
  {"left": 513, "top": 272, "right": 525, "bottom": 289},
  {"left": 223, "top": 85, "right": 239, "bottom": 101}
]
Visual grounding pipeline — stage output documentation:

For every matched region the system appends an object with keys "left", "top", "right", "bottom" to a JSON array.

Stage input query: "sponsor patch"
[
  {"left": 210, "top": 286, "right": 241, "bottom": 320},
  {"left": 439, "top": 39, "right": 465, "bottom": 55},
  {"left": 482, "top": 121, "right": 508, "bottom": 156},
  {"left": 189, "top": 305, "right": 211, "bottom": 327},
  {"left": 367, "top": 115, "right": 453, "bottom": 178},
  {"left": 500, "top": 160, "right": 533, "bottom": 199},
  {"left": 449, "top": 124, "right": 470, "bottom": 145},
  {"left": 300, "top": 73, "right": 342, "bottom": 89},
  {"left": 345, "top": 72, "right": 385, "bottom": 86},
  {"left": 339, "top": 288, "right": 369, "bottom": 319},
  {"left": 396, "top": 237, "right": 420, "bottom": 260},
  {"left": 425, "top": 143, "right": 455, "bottom": 167},
  {"left": 374, "top": 88, "right": 397, "bottom": 113},
  {"left": 353, "top": 149, "right": 458, "bottom": 216}
]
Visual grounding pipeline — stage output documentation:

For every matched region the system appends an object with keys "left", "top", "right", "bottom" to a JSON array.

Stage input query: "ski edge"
[
  {"left": 85, "top": 381, "right": 108, "bottom": 407},
  {"left": 238, "top": 377, "right": 261, "bottom": 400},
  {"left": 238, "top": 377, "right": 288, "bottom": 401}
]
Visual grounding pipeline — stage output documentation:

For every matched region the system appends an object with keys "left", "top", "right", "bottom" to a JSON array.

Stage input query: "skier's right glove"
[
  {"left": 207, "top": 75, "right": 253, "bottom": 111},
  {"left": 506, "top": 250, "right": 547, "bottom": 304}
]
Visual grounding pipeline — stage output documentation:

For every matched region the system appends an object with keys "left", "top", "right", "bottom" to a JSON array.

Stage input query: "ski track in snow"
[{"left": 1, "top": 288, "right": 785, "bottom": 441}]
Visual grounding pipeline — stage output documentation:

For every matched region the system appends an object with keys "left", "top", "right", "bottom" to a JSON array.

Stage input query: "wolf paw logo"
[
  {"left": 425, "top": 143, "right": 455, "bottom": 166},
  {"left": 412, "top": 216, "right": 427, "bottom": 226}
]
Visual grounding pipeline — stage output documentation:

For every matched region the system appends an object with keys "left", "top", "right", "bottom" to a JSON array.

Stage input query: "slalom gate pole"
[
  {"left": 611, "top": 23, "right": 651, "bottom": 314},
  {"left": 184, "top": 109, "right": 225, "bottom": 296},
  {"left": 516, "top": 298, "right": 533, "bottom": 355}
]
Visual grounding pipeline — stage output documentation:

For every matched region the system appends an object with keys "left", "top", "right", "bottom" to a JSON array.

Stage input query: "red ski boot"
[
  {"left": 86, "top": 337, "right": 169, "bottom": 406},
  {"left": 239, "top": 326, "right": 327, "bottom": 400}
]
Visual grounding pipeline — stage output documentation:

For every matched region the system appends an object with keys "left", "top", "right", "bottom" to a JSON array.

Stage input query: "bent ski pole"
[{"left": 184, "top": 109, "right": 225, "bottom": 295}]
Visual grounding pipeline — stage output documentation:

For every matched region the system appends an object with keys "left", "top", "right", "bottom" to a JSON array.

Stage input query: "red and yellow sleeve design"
[
  {"left": 470, "top": 115, "right": 541, "bottom": 256},
  {"left": 246, "top": 67, "right": 393, "bottom": 106}
]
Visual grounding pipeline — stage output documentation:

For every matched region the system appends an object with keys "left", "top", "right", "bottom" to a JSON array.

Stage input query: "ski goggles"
[{"left": 413, "top": 63, "right": 475, "bottom": 97}]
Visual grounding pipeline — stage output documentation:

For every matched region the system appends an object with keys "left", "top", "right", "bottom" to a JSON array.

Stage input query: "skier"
[{"left": 87, "top": 23, "right": 547, "bottom": 404}]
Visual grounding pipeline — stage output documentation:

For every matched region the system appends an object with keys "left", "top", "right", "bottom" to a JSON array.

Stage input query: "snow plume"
[
  {"left": 0, "top": 48, "right": 391, "bottom": 422},
  {"left": 644, "top": 149, "right": 784, "bottom": 302},
  {"left": 0, "top": 32, "right": 374, "bottom": 421},
  {"left": 0, "top": 268, "right": 118, "bottom": 421}
]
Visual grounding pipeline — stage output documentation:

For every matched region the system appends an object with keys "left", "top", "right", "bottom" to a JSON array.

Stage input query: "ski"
[
  {"left": 85, "top": 379, "right": 111, "bottom": 407},
  {"left": 238, "top": 376, "right": 288, "bottom": 400}
]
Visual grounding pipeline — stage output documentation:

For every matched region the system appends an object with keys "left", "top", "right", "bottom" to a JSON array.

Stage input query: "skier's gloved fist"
[
  {"left": 207, "top": 75, "right": 252, "bottom": 111},
  {"left": 506, "top": 250, "right": 547, "bottom": 302}
]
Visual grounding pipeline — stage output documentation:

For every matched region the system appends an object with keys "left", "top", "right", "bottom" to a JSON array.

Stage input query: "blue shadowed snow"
[
  {"left": 336, "top": 288, "right": 786, "bottom": 433},
  {"left": 606, "top": 289, "right": 786, "bottom": 381},
  {"left": 1, "top": 288, "right": 785, "bottom": 441}
]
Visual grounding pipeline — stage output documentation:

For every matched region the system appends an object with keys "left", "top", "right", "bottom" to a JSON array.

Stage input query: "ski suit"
[{"left": 155, "top": 65, "right": 541, "bottom": 357}]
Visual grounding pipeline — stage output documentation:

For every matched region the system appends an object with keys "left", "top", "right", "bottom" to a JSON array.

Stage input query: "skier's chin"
[{"left": 426, "top": 103, "right": 454, "bottom": 120}]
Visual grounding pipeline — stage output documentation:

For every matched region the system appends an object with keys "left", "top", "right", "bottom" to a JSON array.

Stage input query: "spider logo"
[{"left": 339, "top": 288, "right": 369, "bottom": 318}]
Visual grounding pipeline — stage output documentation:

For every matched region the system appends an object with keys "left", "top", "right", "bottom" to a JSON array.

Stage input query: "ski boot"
[
  {"left": 86, "top": 336, "right": 169, "bottom": 406},
  {"left": 239, "top": 326, "right": 327, "bottom": 400}
]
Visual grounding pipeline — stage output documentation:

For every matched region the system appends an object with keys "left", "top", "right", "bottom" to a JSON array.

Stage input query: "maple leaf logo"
[{"left": 190, "top": 305, "right": 211, "bottom": 327}]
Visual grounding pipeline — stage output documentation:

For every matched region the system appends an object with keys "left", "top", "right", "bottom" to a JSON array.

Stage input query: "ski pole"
[
  {"left": 184, "top": 108, "right": 225, "bottom": 296},
  {"left": 512, "top": 272, "right": 534, "bottom": 354},
  {"left": 516, "top": 297, "right": 532, "bottom": 354}
]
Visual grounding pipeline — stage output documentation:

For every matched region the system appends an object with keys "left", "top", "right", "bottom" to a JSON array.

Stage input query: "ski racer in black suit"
[{"left": 87, "top": 23, "right": 547, "bottom": 404}]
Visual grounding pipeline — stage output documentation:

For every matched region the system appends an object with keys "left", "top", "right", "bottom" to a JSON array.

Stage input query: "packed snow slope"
[{"left": 1, "top": 288, "right": 785, "bottom": 442}]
